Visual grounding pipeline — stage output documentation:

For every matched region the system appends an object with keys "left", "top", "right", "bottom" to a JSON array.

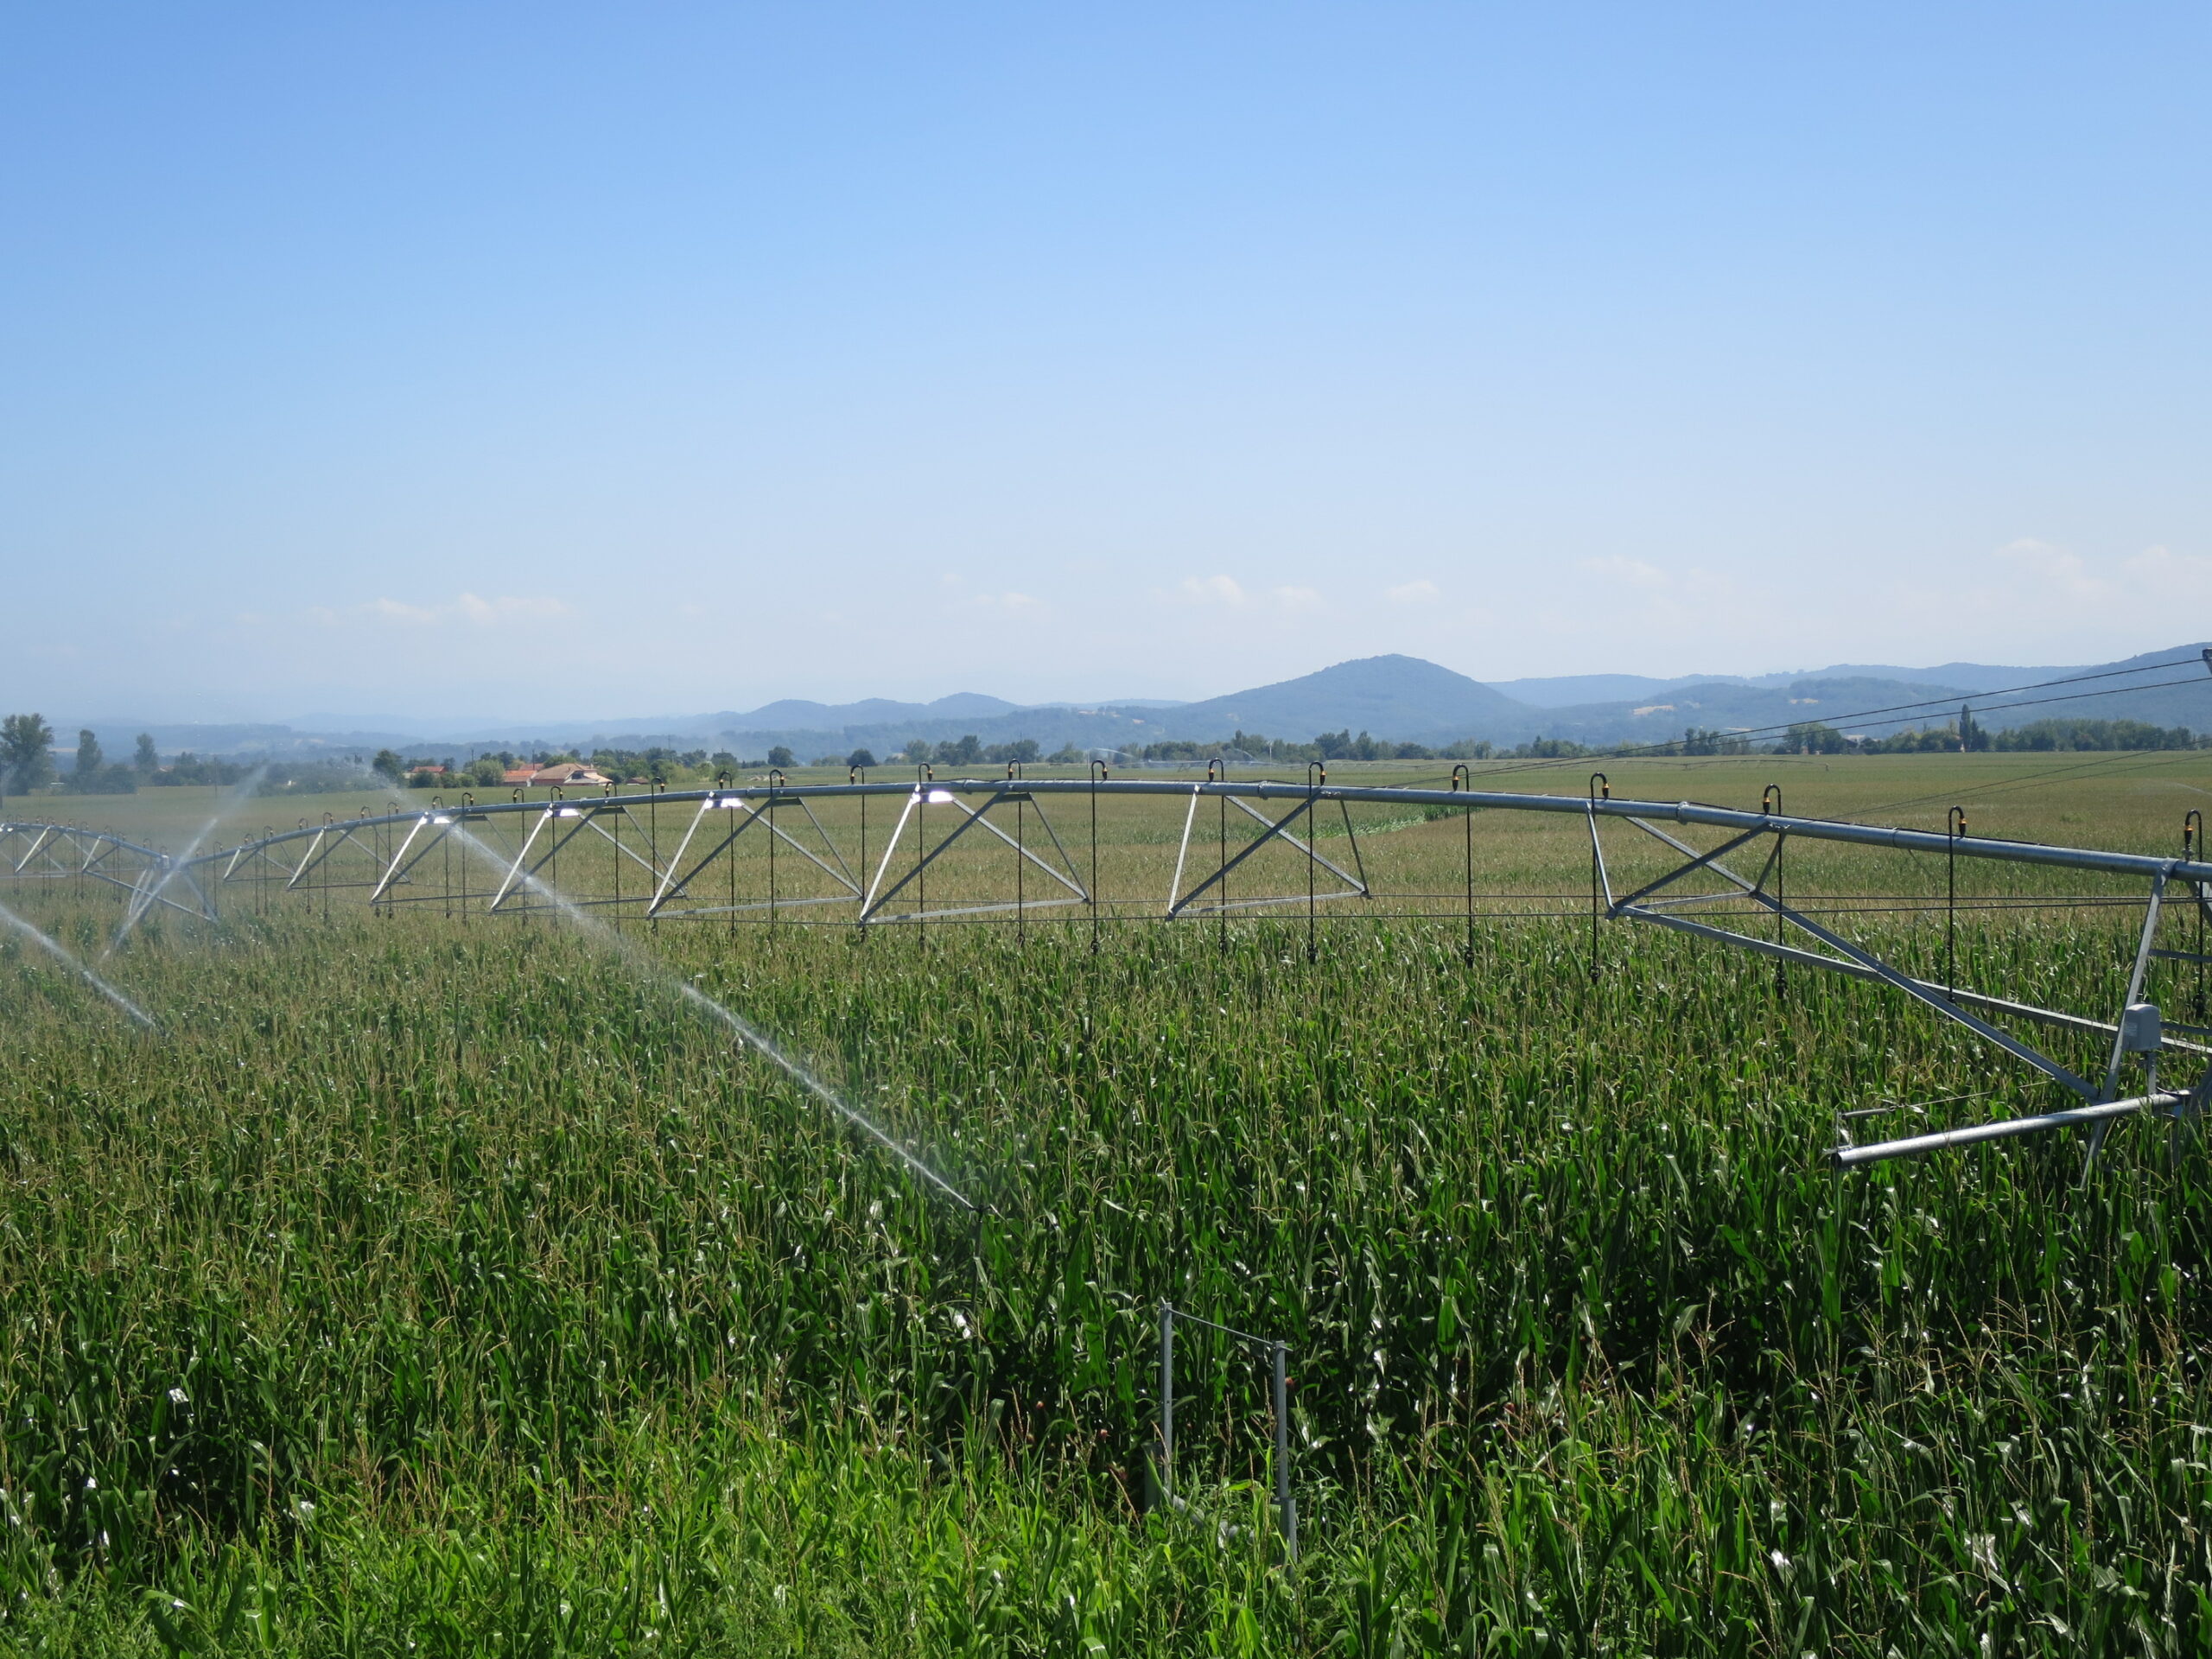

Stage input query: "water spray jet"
[
  {"left": 0, "top": 898, "right": 158, "bottom": 1029},
  {"left": 435, "top": 817, "right": 977, "bottom": 1210},
  {"left": 107, "top": 763, "right": 271, "bottom": 955}
]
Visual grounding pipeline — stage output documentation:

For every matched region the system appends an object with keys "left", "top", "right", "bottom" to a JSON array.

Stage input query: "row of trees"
[
  {"left": 896, "top": 735, "right": 1048, "bottom": 768},
  {"left": 893, "top": 730, "right": 1522, "bottom": 768},
  {"left": 1, "top": 717, "right": 156, "bottom": 795},
  {"left": 1132, "top": 730, "right": 1505, "bottom": 764},
  {"left": 320, "top": 711, "right": 2212, "bottom": 787},
  {"left": 3, "top": 717, "right": 417, "bottom": 798},
  {"left": 1774, "top": 716, "right": 2206, "bottom": 755},
  {"left": 10, "top": 709, "right": 2206, "bottom": 802},
  {"left": 365, "top": 745, "right": 819, "bottom": 791}
]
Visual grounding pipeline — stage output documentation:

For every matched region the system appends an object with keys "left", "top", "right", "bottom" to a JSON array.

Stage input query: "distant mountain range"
[{"left": 48, "top": 644, "right": 2212, "bottom": 761}]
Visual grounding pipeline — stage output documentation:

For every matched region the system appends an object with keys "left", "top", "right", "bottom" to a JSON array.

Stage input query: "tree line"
[
  {"left": 0, "top": 716, "right": 399, "bottom": 798},
  {"left": 1, "top": 718, "right": 163, "bottom": 796},
  {"left": 1774, "top": 715, "right": 2206, "bottom": 755},
  {"left": 6, "top": 709, "right": 2205, "bottom": 802}
]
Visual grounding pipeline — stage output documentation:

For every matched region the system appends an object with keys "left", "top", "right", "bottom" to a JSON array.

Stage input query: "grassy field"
[
  {"left": 22, "top": 747, "right": 2212, "bottom": 855},
  {"left": 2, "top": 753, "right": 2211, "bottom": 1653}
]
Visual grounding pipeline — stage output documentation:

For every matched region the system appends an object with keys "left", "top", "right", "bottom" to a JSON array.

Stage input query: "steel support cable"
[
  {"left": 1300, "top": 654, "right": 2202, "bottom": 783},
  {"left": 1460, "top": 677, "right": 2209, "bottom": 783},
  {"left": 1429, "top": 660, "right": 2212, "bottom": 782},
  {"left": 1854, "top": 747, "right": 2209, "bottom": 819}
]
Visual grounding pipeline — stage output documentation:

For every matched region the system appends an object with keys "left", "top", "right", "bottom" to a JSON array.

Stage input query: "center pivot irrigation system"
[
  {"left": 6, "top": 767, "right": 2210, "bottom": 1175},
  {"left": 7, "top": 765, "right": 2212, "bottom": 1560}
]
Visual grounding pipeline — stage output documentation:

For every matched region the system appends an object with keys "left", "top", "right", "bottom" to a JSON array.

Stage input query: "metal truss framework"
[
  {"left": 0, "top": 820, "right": 213, "bottom": 921},
  {"left": 8, "top": 778, "right": 2211, "bottom": 1172}
]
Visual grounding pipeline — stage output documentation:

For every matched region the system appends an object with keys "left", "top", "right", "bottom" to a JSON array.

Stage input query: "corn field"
[{"left": 2, "top": 804, "right": 2209, "bottom": 1652}]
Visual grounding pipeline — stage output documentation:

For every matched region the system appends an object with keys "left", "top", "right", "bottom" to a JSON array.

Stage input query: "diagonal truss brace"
[
  {"left": 9, "top": 826, "right": 57, "bottom": 875},
  {"left": 76, "top": 839, "right": 165, "bottom": 899},
  {"left": 29, "top": 830, "right": 142, "bottom": 889},
  {"left": 223, "top": 837, "right": 302, "bottom": 884},
  {"left": 1607, "top": 823, "right": 1773, "bottom": 913},
  {"left": 861, "top": 788, "right": 1088, "bottom": 923},
  {"left": 283, "top": 822, "right": 388, "bottom": 892},
  {"left": 488, "top": 802, "right": 668, "bottom": 912},
  {"left": 121, "top": 861, "right": 215, "bottom": 923},
  {"left": 1165, "top": 790, "right": 1369, "bottom": 920},
  {"left": 1610, "top": 816, "right": 2100, "bottom": 1101},
  {"left": 649, "top": 794, "right": 862, "bottom": 917},
  {"left": 366, "top": 813, "right": 459, "bottom": 905},
  {"left": 1, "top": 826, "right": 200, "bottom": 915}
]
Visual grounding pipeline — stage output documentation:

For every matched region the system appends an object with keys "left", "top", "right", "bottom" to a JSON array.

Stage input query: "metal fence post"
[
  {"left": 1587, "top": 774, "right": 1608, "bottom": 983},
  {"left": 767, "top": 767, "right": 783, "bottom": 936},
  {"left": 1273, "top": 1339, "right": 1296, "bottom": 1562},
  {"left": 1158, "top": 1301, "right": 1175, "bottom": 1510},
  {"left": 1210, "top": 758, "right": 1228, "bottom": 957},
  {"left": 1948, "top": 806, "right": 1966, "bottom": 1001},
  {"left": 1764, "top": 784, "right": 1784, "bottom": 995},
  {"left": 2187, "top": 811, "right": 2203, "bottom": 1020},
  {"left": 1090, "top": 760, "right": 1107, "bottom": 956},
  {"left": 1453, "top": 764, "right": 1472, "bottom": 967},
  {"left": 1306, "top": 762, "right": 1324, "bottom": 963}
]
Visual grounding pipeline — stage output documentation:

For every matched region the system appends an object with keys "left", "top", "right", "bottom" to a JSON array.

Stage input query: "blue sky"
[{"left": 3, "top": 4, "right": 2206, "bottom": 721}]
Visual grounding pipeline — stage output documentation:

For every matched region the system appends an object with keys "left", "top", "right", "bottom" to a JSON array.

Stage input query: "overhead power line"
[{"left": 1459, "top": 650, "right": 2212, "bottom": 779}]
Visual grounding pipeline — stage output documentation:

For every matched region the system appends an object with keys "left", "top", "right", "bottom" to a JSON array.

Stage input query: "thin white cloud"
[
  {"left": 1992, "top": 537, "right": 2103, "bottom": 601},
  {"left": 2120, "top": 543, "right": 2212, "bottom": 600},
  {"left": 1273, "top": 586, "right": 1323, "bottom": 613},
  {"left": 455, "top": 592, "right": 569, "bottom": 625},
  {"left": 963, "top": 590, "right": 1047, "bottom": 617},
  {"left": 322, "top": 593, "right": 575, "bottom": 629},
  {"left": 1978, "top": 538, "right": 2212, "bottom": 624},
  {"left": 1577, "top": 556, "right": 1670, "bottom": 591},
  {"left": 1172, "top": 574, "right": 1249, "bottom": 607},
  {"left": 1385, "top": 580, "right": 1439, "bottom": 605},
  {"left": 365, "top": 597, "right": 442, "bottom": 626}
]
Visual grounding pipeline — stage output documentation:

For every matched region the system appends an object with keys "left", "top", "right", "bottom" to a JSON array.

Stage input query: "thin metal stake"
[
  {"left": 1158, "top": 1301, "right": 1175, "bottom": 1510},
  {"left": 1587, "top": 773, "right": 1608, "bottom": 984},
  {"left": 1454, "top": 765, "right": 1473, "bottom": 968},
  {"left": 1216, "top": 760, "right": 1228, "bottom": 957},
  {"left": 1273, "top": 1339, "right": 1296, "bottom": 1563},
  {"left": 1306, "top": 762, "right": 1323, "bottom": 963},
  {"left": 1948, "top": 806, "right": 1965, "bottom": 1001},
  {"left": 1764, "top": 784, "right": 1784, "bottom": 996},
  {"left": 1090, "top": 760, "right": 1104, "bottom": 957},
  {"left": 2189, "top": 812, "right": 2203, "bottom": 1020}
]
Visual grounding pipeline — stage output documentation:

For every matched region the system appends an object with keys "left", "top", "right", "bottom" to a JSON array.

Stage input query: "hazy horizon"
[{"left": 36, "top": 645, "right": 2182, "bottom": 740}]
